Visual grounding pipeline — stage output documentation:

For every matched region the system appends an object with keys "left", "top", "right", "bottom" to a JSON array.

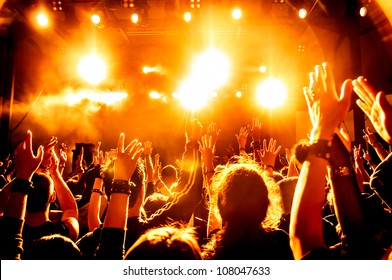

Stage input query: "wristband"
[
  {"left": 332, "top": 166, "right": 354, "bottom": 177},
  {"left": 308, "top": 140, "right": 332, "bottom": 160},
  {"left": 10, "top": 178, "right": 34, "bottom": 194},
  {"left": 91, "top": 189, "right": 103, "bottom": 195},
  {"left": 111, "top": 179, "right": 134, "bottom": 195}
]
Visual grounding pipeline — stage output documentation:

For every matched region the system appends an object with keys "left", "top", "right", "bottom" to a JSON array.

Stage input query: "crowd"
[{"left": 0, "top": 62, "right": 392, "bottom": 260}]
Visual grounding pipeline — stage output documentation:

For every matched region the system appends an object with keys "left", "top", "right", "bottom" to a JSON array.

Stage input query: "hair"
[
  {"left": 23, "top": 234, "right": 82, "bottom": 260},
  {"left": 27, "top": 172, "right": 54, "bottom": 213},
  {"left": 143, "top": 192, "right": 168, "bottom": 218},
  {"left": 209, "top": 159, "right": 283, "bottom": 229},
  {"left": 128, "top": 158, "right": 146, "bottom": 208},
  {"left": 124, "top": 224, "right": 202, "bottom": 260}
]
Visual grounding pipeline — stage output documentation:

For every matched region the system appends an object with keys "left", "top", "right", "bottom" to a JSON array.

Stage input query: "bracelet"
[
  {"left": 91, "top": 189, "right": 103, "bottom": 195},
  {"left": 111, "top": 179, "right": 134, "bottom": 195},
  {"left": 331, "top": 166, "right": 354, "bottom": 177},
  {"left": 10, "top": 178, "right": 34, "bottom": 194},
  {"left": 308, "top": 140, "right": 332, "bottom": 160}
]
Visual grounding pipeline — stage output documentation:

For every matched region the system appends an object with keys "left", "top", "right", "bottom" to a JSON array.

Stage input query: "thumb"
[
  {"left": 340, "top": 79, "right": 353, "bottom": 110},
  {"left": 377, "top": 91, "right": 390, "bottom": 111},
  {"left": 36, "top": 145, "right": 44, "bottom": 162}
]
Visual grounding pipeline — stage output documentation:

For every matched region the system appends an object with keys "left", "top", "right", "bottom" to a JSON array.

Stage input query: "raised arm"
[
  {"left": 290, "top": 63, "right": 352, "bottom": 259},
  {"left": 362, "top": 127, "right": 389, "bottom": 161},
  {"left": 88, "top": 143, "right": 107, "bottom": 232},
  {"left": 0, "top": 131, "right": 43, "bottom": 259},
  {"left": 95, "top": 134, "right": 143, "bottom": 260},
  {"left": 48, "top": 150, "right": 79, "bottom": 241}
]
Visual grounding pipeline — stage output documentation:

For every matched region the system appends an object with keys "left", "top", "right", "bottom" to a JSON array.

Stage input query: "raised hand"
[
  {"left": 186, "top": 118, "right": 203, "bottom": 143},
  {"left": 353, "top": 76, "right": 392, "bottom": 144},
  {"left": 113, "top": 133, "right": 143, "bottom": 180},
  {"left": 206, "top": 122, "right": 221, "bottom": 153},
  {"left": 258, "top": 138, "right": 282, "bottom": 167},
  {"left": 235, "top": 127, "right": 249, "bottom": 150},
  {"left": 59, "top": 143, "right": 67, "bottom": 169},
  {"left": 304, "top": 62, "right": 352, "bottom": 142},
  {"left": 13, "top": 130, "right": 43, "bottom": 181},
  {"left": 40, "top": 136, "right": 58, "bottom": 170},
  {"left": 143, "top": 141, "right": 153, "bottom": 157},
  {"left": 247, "top": 117, "right": 262, "bottom": 141},
  {"left": 199, "top": 135, "right": 215, "bottom": 170}
]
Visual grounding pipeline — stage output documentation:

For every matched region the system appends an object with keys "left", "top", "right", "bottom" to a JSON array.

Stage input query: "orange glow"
[
  {"left": 360, "top": 6, "right": 368, "bottom": 17},
  {"left": 77, "top": 54, "right": 107, "bottom": 85},
  {"left": 256, "top": 79, "right": 287, "bottom": 108},
  {"left": 65, "top": 89, "right": 127, "bottom": 106}
]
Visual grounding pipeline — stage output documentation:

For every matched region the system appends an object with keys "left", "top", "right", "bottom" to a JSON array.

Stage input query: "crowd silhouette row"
[{"left": 1, "top": 63, "right": 392, "bottom": 260}]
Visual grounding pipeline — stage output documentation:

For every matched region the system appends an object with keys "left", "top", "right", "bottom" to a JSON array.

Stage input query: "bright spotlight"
[
  {"left": 359, "top": 6, "right": 367, "bottom": 17},
  {"left": 77, "top": 54, "right": 107, "bottom": 85},
  {"left": 298, "top": 8, "right": 307, "bottom": 19},
  {"left": 235, "top": 91, "right": 242, "bottom": 98},
  {"left": 232, "top": 8, "right": 242, "bottom": 20},
  {"left": 131, "top": 13, "right": 139, "bottom": 24},
  {"left": 36, "top": 12, "right": 49, "bottom": 27},
  {"left": 176, "top": 79, "right": 211, "bottom": 111},
  {"left": 256, "top": 79, "right": 287, "bottom": 109},
  {"left": 191, "top": 49, "right": 230, "bottom": 90},
  {"left": 149, "top": 91, "right": 161, "bottom": 99},
  {"left": 259, "top": 65, "right": 267, "bottom": 73},
  {"left": 91, "top": 14, "right": 101, "bottom": 25},
  {"left": 183, "top": 12, "right": 192, "bottom": 22}
]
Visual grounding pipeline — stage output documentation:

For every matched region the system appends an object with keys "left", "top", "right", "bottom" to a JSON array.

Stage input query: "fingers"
[
  {"left": 340, "top": 79, "right": 353, "bottom": 110},
  {"left": 26, "top": 130, "right": 33, "bottom": 153},
  {"left": 117, "top": 133, "right": 125, "bottom": 153},
  {"left": 36, "top": 145, "right": 44, "bottom": 163}
]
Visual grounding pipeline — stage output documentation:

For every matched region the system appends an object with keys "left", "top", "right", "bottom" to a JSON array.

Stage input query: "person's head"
[
  {"left": 160, "top": 164, "right": 178, "bottom": 188},
  {"left": 143, "top": 192, "right": 168, "bottom": 218},
  {"left": 24, "top": 234, "right": 82, "bottom": 260},
  {"left": 277, "top": 177, "right": 298, "bottom": 214},
  {"left": 124, "top": 224, "right": 202, "bottom": 260},
  {"left": 27, "top": 172, "right": 55, "bottom": 213},
  {"left": 210, "top": 160, "right": 282, "bottom": 229}
]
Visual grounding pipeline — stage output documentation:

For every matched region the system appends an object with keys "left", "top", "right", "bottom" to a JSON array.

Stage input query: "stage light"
[
  {"left": 176, "top": 79, "right": 210, "bottom": 111},
  {"left": 360, "top": 6, "right": 368, "bottom": 17},
  {"left": 36, "top": 12, "right": 49, "bottom": 27},
  {"left": 91, "top": 14, "right": 101, "bottom": 25},
  {"left": 50, "top": 0, "right": 63, "bottom": 12},
  {"left": 149, "top": 91, "right": 161, "bottom": 99},
  {"left": 121, "top": 0, "right": 134, "bottom": 9},
  {"left": 190, "top": 48, "right": 230, "bottom": 90},
  {"left": 259, "top": 65, "right": 267, "bottom": 73},
  {"left": 298, "top": 8, "right": 307, "bottom": 19},
  {"left": 256, "top": 79, "right": 287, "bottom": 108},
  {"left": 235, "top": 91, "right": 242, "bottom": 98},
  {"left": 77, "top": 54, "right": 107, "bottom": 85},
  {"left": 131, "top": 13, "right": 139, "bottom": 23},
  {"left": 183, "top": 12, "right": 192, "bottom": 22},
  {"left": 232, "top": 8, "right": 242, "bottom": 20}
]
